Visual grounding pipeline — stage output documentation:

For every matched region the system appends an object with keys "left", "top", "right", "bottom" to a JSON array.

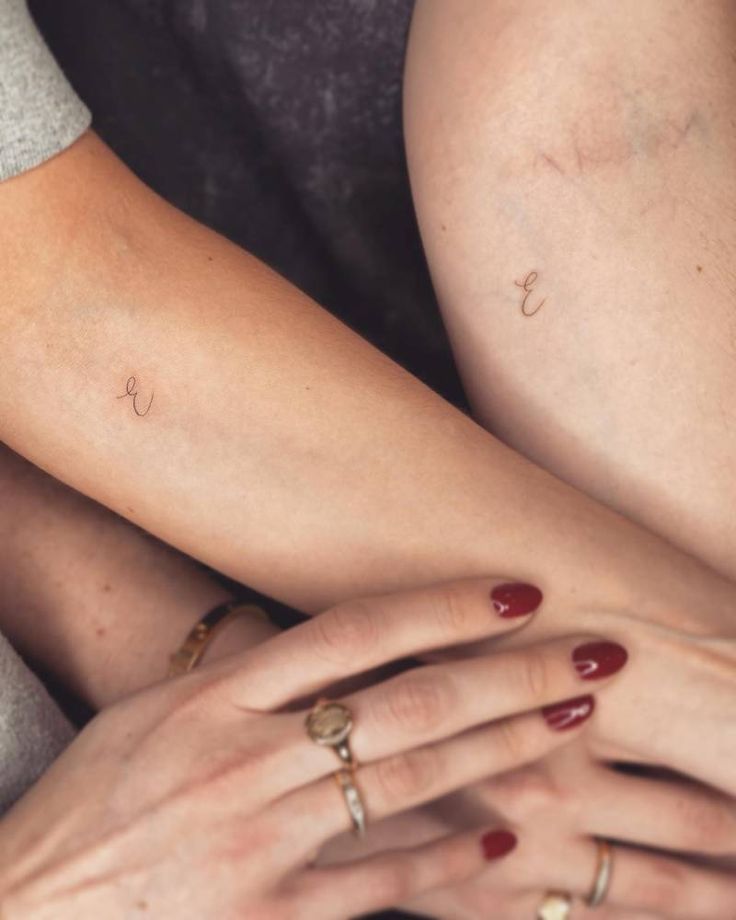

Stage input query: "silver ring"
[
  {"left": 305, "top": 699, "right": 356, "bottom": 767},
  {"left": 536, "top": 891, "right": 572, "bottom": 920},
  {"left": 334, "top": 768, "right": 366, "bottom": 836},
  {"left": 587, "top": 839, "right": 614, "bottom": 907}
]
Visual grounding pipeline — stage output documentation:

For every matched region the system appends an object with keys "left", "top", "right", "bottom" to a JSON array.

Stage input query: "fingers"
[
  {"left": 280, "top": 827, "right": 517, "bottom": 920},
  {"left": 548, "top": 839, "right": 736, "bottom": 920},
  {"left": 516, "top": 891, "right": 660, "bottom": 920},
  {"left": 234, "top": 577, "right": 543, "bottom": 709},
  {"left": 345, "top": 636, "right": 625, "bottom": 762},
  {"left": 578, "top": 768, "right": 736, "bottom": 857},
  {"left": 281, "top": 706, "right": 591, "bottom": 859},
  {"left": 248, "top": 633, "right": 621, "bottom": 802}
]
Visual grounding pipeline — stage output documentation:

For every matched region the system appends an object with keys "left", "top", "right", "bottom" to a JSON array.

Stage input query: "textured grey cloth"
[
  {"left": 0, "top": 633, "right": 74, "bottom": 813},
  {"left": 0, "top": 0, "right": 84, "bottom": 811},
  {"left": 0, "top": 0, "right": 90, "bottom": 180}
]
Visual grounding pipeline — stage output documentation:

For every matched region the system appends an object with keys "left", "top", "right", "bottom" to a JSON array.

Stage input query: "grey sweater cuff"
[
  {"left": 0, "top": 631, "right": 75, "bottom": 814},
  {"left": 0, "top": 0, "right": 91, "bottom": 182}
]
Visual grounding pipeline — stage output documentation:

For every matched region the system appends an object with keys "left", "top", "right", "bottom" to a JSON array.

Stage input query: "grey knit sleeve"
[{"left": 0, "top": 0, "right": 91, "bottom": 182}]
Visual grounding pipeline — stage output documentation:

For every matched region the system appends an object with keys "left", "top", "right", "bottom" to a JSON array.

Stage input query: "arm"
[
  {"left": 0, "top": 130, "right": 728, "bottom": 627},
  {"left": 404, "top": 0, "right": 736, "bottom": 581},
  {"left": 0, "top": 444, "right": 273, "bottom": 707},
  {"left": 2, "top": 130, "right": 735, "bottom": 792}
]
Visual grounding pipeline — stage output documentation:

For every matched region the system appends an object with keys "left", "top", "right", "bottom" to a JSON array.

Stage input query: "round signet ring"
[{"left": 305, "top": 699, "right": 356, "bottom": 768}]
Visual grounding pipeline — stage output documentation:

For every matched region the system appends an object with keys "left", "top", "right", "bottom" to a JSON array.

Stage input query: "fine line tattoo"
[
  {"left": 117, "top": 376, "right": 154, "bottom": 417},
  {"left": 514, "top": 271, "right": 547, "bottom": 317}
]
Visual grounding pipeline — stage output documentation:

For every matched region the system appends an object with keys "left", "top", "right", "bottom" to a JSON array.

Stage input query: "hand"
[
  {"left": 448, "top": 576, "right": 736, "bottom": 796},
  {"left": 583, "top": 628, "right": 736, "bottom": 796},
  {"left": 0, "top": 577, "right": 623, "bottom": 919},
  {"left": 325, "top": 747, "right": 736, "bottom": 919}
]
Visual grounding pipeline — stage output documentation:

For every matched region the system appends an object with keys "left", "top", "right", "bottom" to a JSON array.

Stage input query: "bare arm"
[
  {"left": 404, "top": 0, "right": 736, "bottom": 580},
  {"left": 1, "top": 126, "right": 735, "bottom": 796},
  {"left": 0, "top": 444, "right": 274, "bottom": 706},
  {"left": 0, "top": 130, "right": 666, "bottom": 616}
]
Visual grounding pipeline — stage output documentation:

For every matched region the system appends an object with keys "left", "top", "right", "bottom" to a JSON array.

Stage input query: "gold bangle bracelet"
[{"left": 167, "top": 600, "right": 270, "bottom": 677}]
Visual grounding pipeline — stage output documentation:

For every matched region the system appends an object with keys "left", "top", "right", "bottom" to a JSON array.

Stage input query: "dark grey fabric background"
[
  {"left": 26, "top": 2, "right": 470, "bottom": 917},
  {"left": 29, "top": 0, "right": 466, "bottom": 409}
]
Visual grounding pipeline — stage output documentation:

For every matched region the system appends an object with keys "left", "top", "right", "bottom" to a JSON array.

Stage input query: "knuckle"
[
  {"left": 242, "top": 901, "right": 290, "bottom": 920},
  {"left": 630, "top": 860, "right": 687, "bottom": 911},
  {"left": 511, "top": 649, "right": 554, "bottom": 702},
  {"left": 495, "top": 717, "right": 535, "bottom": 767},
  {"left": 428, "top": 583, "right": 477, "bottom": 639},
  {"left": 675, "top": 798, "right": 736, "bottom": 854},
  {"left": 495, "top": 767, "right": 561, "bottom": 820},
  {"left": 372, "top": 864, "right": 414, "bottom": 905},
  {"left": 374, "top": 747, "right": 441, "bottom": 804},
  {"left": 161, "top": 675, "right": 224, "bottom": 729},
  {"left": 310, "top": 600, "right": 380, "bottom": 666},
  {"left": 378, "top": 672, "right": 454, "bottom": 735}
]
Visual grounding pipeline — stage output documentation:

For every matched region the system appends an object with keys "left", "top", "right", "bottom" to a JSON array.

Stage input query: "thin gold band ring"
[
  {"left": 587, "top": 839, "right": 614, "bottom": 907},
  {"left": 334, "top": 768, "right": 367, "bottom": 837}
]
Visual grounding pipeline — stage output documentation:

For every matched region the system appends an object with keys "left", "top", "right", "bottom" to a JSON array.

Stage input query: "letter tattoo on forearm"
[
  {"left": 514, "top": 271, "right": 547, "bottom": 317},
  {"left": 117, "top": 376, "right": 154, "bottom": 417}
]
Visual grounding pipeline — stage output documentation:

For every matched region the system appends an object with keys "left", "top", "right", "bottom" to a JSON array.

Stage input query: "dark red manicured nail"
[
  {"left": 542, "top": 694, "right": 595, "bottom": 731},
  {"left": 481, "top": 829, "right": 518, "bottom": 861},
  {"left": 491, "top": 583, "right": 543, "bottom": 618},
  {"left": 572, "top": 642, "right": 628, "bottom": 680}
]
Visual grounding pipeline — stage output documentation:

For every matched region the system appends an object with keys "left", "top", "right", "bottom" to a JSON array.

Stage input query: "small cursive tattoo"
[
  {"left": 514, "top": 270, "right": 547, "bottom": 317},
  {"left": 117, "top": 376, "right": 154, "bottom": 417}
]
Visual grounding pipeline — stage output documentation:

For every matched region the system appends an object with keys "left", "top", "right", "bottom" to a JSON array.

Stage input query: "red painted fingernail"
[
  {"left": 491, "top": 583, "right": 543, "bottom": 618},
  {"left": 572, "top": 642, "right": 628, "bottom": 680},
  {"left": 542, "top": 694, "right": 595, "bottom": 731},
  {"left": 481, "top": 829, "right": 518, "bottom": 861}
]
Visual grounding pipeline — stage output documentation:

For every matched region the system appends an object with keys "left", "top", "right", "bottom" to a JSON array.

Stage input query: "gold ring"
[
  {"left": 334, "top": 768, "right": 367, "bottom": 836},
  {"left": 305, "top": 699, "right": 356, "bottom": 767},
  {"left": 536, "top": 891, "right": 572, "bottom": 920},
  {"left": 587, "top": 839, "right": 614, "bottom": 907}
]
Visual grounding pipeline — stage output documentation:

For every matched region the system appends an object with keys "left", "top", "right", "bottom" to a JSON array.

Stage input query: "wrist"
[
  {"left": 169, "top": 600, "right": 279, "bottom": 678},
  {"left": 200, "top": 611, "right": 278, "bottom": 665}
]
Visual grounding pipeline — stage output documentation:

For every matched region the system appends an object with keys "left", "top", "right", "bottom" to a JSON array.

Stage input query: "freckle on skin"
[
  {"left": 102, "top": 583, "right": 112, "bottom": 593},
  {"left": 96, "top": 627, "right": 106, "bottom": 638},
  {"left": 696, "top": 265, "right": 703, "bottom": 273}
]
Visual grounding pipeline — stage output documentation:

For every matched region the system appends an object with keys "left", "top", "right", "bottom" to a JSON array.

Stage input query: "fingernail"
[
  {"left": 491, "top": 583, "right": 543, "bottom": 618},
  {"left": 480, "top": 829, "right": 518, "bottom": 861},
  {"left": 542, "top": 694, "right": 595, "bottom": 731},
  {"left": 572, "top": 641, "right": 628, "bottom": 680}
]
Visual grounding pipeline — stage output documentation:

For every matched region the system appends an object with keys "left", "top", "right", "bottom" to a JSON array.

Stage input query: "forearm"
[
  {"left": 404, "top": 0, "right": 736, "bottom": 580},
  {"left": 3, "top": 132, "right": 735, "bottom": 788},
  {"left": 0, "top": 444, "right": 273, "bottom": 706},
  {"left": 1, "top": 132, "right": 733, "bottom": 637}
]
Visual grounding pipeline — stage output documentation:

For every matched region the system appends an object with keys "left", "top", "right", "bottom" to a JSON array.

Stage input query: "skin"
[
  {"left": 0, "top": 443, "right": 264, "bottom": 707},
  {"left": 0, "top": 47, "right": 735, "bottom": 913},
  {"left": 2, "top": 443, "right": 735, "bottom": 917},
  {"left": 0, "top": 578, "right": 612, "bottom": 918},
  {"left": 400, "top": 0, "right": 736, "bottom": 914},
  {"left": 404, "top": 0, "right": 736, "bottom": 580}
]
